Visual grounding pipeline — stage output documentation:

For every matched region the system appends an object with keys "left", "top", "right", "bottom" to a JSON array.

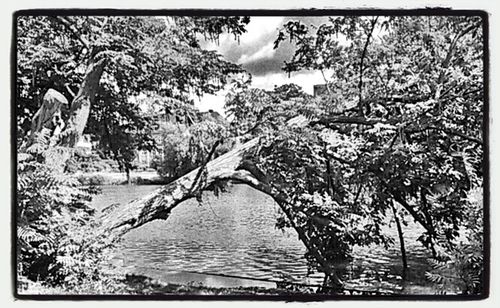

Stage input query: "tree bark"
[
  {"left": 391, "top": 201, "right": 408, "bottom": 280},
  {"left": 126, "top": 168, "right": 131, "bottom": 185},
  {"left": 59, "top": 58, "right": 106, "bottom": 147},
  {"left": 97, "top": 137, "right": 260, "bottom": 239}
]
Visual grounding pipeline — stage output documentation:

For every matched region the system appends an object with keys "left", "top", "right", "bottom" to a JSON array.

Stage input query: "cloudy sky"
[{"left": 194, "top": 16, "right": 332, "bottom": 115}]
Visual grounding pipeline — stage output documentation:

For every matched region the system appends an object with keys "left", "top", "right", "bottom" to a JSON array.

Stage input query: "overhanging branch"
[
  {"left": 228, "top": 169, "right": 344, "bottom": 288},
  {"left": 309, "top": 116, "right": 392, "bottom": 127},
  {"left": 54, "top": 16, "right": 90, "bottom": 51},
  {"left": 358, "top": 16, "right": 379, "bottom": 116},
  {"left": 406, "top": 125, "right": 483, "bottom": 146}
]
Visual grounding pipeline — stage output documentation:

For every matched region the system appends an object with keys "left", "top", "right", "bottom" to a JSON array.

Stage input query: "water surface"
[{"left": 92, "top": 184, "right": 435, "bottom": 293}]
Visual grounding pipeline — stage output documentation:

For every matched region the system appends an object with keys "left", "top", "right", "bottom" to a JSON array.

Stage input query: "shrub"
[
  {"left": 77, "top": 174, "right": 106, "bottom": 186},
  {"left": 153, "top": 121, "right": 233, "bottom": 181},
  {"left": 17, "top": 141, "right": 114, "bottom": 291},
  {"left": 425, "top": 184, "right": 484, "bottom": 295}
]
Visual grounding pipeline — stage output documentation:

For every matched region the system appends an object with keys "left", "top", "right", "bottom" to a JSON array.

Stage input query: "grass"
[{"left": 17, "top": 274, "right": 315, "bottom": 296}]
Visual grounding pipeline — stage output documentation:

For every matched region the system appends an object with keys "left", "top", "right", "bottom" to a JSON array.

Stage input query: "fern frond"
[
  {"left": 18, "top": 226, "right": 47, "bottom": 244},
  {"left": 428, "top": 257, "right": 450, "bottom": 271},
  {"left": 425, "top": 271, "right": 445, "bottom": 284},
  {"left": 56, "top": 255, "right": 78, "bottom": 267}
]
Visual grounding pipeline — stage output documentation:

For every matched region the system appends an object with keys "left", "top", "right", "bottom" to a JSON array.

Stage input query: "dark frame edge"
[
  {"left": 480, "top": 9, "right": 490, "bottom": 300},
  {"left": 11, "top": 9, "right": 20, "bottom": 301},
  {"left": 10, "top": 8, "right": 491, "bottom": 301}
]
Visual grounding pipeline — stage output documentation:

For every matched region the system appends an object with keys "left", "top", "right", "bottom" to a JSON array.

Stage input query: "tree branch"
[
  {"left": 442, "top": 21, "right": 481, "bottom": 69},
  {"left": 310, "top": 115, "right": 390, "bottom": 127},
  {"left": 435, "top": 20, "right": 482, "bottom": 100},
  {"left": 357, "top": 16, "right": 379, "bottom": 116},
  {"left": 406, "top": 125, "right": 483, "bottom": 146},
  {"left": 320, "top": 69, "right": 333, "bottom": 96},
  {"left": 189, "top": 139, "right": 222, "bottom": 192},
  {"left": 54, "top": 16, "right": 90, "bottom": 51},
  {"left": 228, "top": 169, "right": 344, "bottom": 288}
]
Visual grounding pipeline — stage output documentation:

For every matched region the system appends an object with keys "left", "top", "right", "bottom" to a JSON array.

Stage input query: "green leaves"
[
  {"left": 254, "top": 15, "right": 485, "bottom": 287},
  {"left": 17, "top": 15, "right": 250, "bottom": 166},
  {"left": 17, "top": 147, "right": 106, "bottom": 286},
  {"left": 152, "top": 110, "right": 232, "bottom": 182}
]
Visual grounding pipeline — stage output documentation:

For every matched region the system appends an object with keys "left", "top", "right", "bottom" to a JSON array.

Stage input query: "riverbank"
[
  {"left": 20, "top": 273, "right": 424, "bottom": 296},
  {"left": 18, "top": 274, "right": 314, "bottom": 296},
  {"left": 75, "top": 171, "right": 167, "bottom": 185}
]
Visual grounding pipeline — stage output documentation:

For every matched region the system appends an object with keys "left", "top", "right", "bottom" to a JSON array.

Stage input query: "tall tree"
[
  {"left": 271, "top": 15, "right": 484, "bottom": 280},
  {"left": 16, "top": 14, "right": 250, "bottom": 288},
  {"left": 17, "top": 15, "right": 249, "bottom": 152}
]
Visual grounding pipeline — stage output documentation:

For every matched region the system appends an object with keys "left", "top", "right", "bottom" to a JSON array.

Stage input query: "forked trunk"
[{"left": 59, "top": 58, "right": 106, "bottom": 147}]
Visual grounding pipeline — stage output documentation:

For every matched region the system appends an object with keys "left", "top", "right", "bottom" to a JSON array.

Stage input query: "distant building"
[
  {"left": 313, "top": 84, "right": 329, "bottom": 97},
  {"left": 133, "top": 109, "right": 228, "bottom": 170}
]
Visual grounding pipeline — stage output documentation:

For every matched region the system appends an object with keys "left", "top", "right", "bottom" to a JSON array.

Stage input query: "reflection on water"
[{"left": 92, "top": 184, "right": 435, "bottom": 293}]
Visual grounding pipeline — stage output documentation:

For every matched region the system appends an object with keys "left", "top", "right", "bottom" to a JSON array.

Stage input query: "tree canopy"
[
  {"left": 17, "top": 15, "right": 249, "bottom": 150},
  {"left": 224, "top": 15, "right": 484, "bottom": 291}
]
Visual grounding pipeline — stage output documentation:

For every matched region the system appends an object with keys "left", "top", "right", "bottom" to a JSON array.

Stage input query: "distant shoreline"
[{"left": 74, "top": 170, "right": 168, "bottom": 186}]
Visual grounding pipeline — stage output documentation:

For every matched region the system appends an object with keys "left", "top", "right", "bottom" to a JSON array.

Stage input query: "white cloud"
[
  {"left": 198, "top": 16, "right": 284, "bottom": 62},
  {"left": 193, "top": 69, "right": 334, "bottom": 117},
  {"left": 237, "top": 41, "right": 276, "bottom": 65},
  {"left": 240, "top": 17, "right": 284, "bottom": 44}
]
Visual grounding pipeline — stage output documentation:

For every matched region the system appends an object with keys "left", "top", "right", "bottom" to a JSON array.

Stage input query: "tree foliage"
[
  {"left": 17, "top": 15, "right": 249, "bottom": 156},
  {"left": 225, "top": 15, "right": 484, "bottom": 291},
  {"left": 152, "top": 109, "right": 233, "bottom": 181},
  {"left": 17, "top": 132, "right": 108, "bottom": 288},
  {"left": 17, "top": 14, "right": 485, "bottom": 295},
  {"left": 16, "top": 14, "right": 250, "bottom": 291}
]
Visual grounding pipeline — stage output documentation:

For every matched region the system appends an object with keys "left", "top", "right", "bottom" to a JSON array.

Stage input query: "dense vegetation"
[
  {"left": 225, "top": 15, "right": 484, "bottom": 294},
  {"left": 16, "top": 15, "right": 250, "bottom": 293},
  {"left": 16, "top": 14, "right": 485, "bottom": 295}
]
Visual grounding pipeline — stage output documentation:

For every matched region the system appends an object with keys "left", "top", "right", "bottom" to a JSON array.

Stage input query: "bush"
[
  {"left": 153, "top": 121, "right": 233, "bottom": 181},
  {"left": 425, "top": 185, "right": 484, "bottom": 295},
  {"left": 65, "top": 152, "right": 118, "bottom": 174},
  {"left": 77, "top": 174, "right": 106, "bottom": 186},
  {"left": 17, "top": 144, "right": 114, "bottom": 291}
]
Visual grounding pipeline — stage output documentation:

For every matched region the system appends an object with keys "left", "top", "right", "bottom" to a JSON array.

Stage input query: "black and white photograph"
[{"left": 12, "top": 9, "right": 488, "bottom": 299}]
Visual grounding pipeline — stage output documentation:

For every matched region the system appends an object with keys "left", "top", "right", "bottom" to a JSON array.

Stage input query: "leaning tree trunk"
[
  {"left": 391, "top": 201, "right": 408, "bottom": 280},
  {"left": 96, "top": 132, "right": 345, "bottom": 290},
  {"left": 97, "top": 137, "right": 260, "bottom": 238},
  {"left": 59, "top": 58, "right": 106, "bottom": 147}
]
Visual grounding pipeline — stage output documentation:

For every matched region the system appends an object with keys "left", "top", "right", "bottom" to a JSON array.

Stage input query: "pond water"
[{"left": 92, "top": 184, "right": 436, "bottom": 294}]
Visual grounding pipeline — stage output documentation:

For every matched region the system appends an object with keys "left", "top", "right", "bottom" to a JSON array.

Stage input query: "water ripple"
[{"left": 95, "top": 184, "right": 434, "bottom": 293}]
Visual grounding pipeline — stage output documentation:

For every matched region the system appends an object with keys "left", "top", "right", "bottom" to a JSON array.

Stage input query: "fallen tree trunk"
[
  {"left": 96, "top": 117, "right": 310, "bottom": 238},
  {"left": 97, "top": 137, "right": 260, "bottom": 239},
  {"left": 97, "top": 126, "right": 344, "bottom": 289}
]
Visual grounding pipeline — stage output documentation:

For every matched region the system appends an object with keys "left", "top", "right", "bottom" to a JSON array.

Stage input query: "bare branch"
[{"left": 189, "top": 139, "right": 222, "bottom": 192}]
